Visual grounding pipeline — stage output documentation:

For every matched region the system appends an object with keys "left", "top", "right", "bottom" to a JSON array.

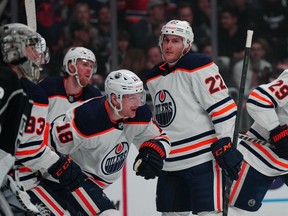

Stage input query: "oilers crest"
[
  {"left": 102, "top": 142, "right": 129, "bottom": 175},
  {"left": 154, "top": 90, "right": 176, "bottom": 127}
]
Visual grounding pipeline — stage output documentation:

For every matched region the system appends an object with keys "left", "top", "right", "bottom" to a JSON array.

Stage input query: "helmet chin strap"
[
  {"left": 108, "top": 98, "right": 129, "bottom": 119},
  {"left": 72, "top": 64, "right": 92, "bottom": 88}
]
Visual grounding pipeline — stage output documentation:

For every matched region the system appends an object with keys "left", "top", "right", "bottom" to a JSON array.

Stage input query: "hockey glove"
[
  {"left": 211, "top": 137, "right": 243, "bottom": 181},
  {"left": 270, "top": 124, "right": 288, "bottom": 160},
  {"left": 48, "top": 156, "right": 87, "bottom": 192},
  {"left": 133, "top": 139, "right": 166, "bottom": 180}
]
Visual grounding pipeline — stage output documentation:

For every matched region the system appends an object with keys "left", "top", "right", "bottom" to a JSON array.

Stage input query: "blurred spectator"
[
  {"left": 124, "top": 0, "right": 150, "bottom": 24},
  {"left": 128, "top": 0, "right": 168, "bottom": 49},
  {"left": 176, "top": 2, "right": 210, "bottom": 50},
  {"left": 200, "top": 40, "right": 236, "bottom": 88},
  {"left": 146, "top": 45, "right": 163, "bottom": 70},
  {"left": 36, "top": 0, "right": 65, "bottom": 53},
  {"left": 117, "top": 30, "right": 131, "bottom": 67},
  {"left": 221, "top": 0, "right": 260, "bottom": 30},
  {"left": 120, "top": 48, "right": 147, "bottom": 83},
  {"left": 232, "top": 38, "right": 272, "bottom": 95},
  {"left": 94, "top": 4, "right": 113, "bottom": 74},
  {"left": 255, "top": 0, "right": 288, "bottom": 62},
  {"left": 218, "top": 6, "right": 246, "bottom": 61},
  {"left": 47, "top": 20, "right": 96, "bottom": 76},
  {"left": 193, "top": 0, "right": 212, "bottom": 31},
  {"left": 64, "top": 2, "right": 98, "bottom": 49}
]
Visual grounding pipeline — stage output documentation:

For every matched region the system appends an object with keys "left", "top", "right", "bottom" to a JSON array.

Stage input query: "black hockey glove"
[
  {"left": 133, "top": 139, "right": 166, "bottom": 180},
  {"left": 48, "top": 156, "right": 87, "bottom": 192},
  {"left": 211, "top": 137, "right": 243, "bottom": 181},
  {"left": 270, "top": 125, "right": 288, "bottom": 160}
]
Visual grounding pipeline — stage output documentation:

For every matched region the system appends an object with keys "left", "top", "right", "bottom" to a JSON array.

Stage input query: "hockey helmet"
[
  {"left": 63, "top": 47, "right": 96, "bottom": 87},
  {"left": 159, "top": 20, "right": 194, "bottom": 50},
  {"left": 0, "top": 23, "right": 50, "bottom": 81},
  {"left": 105, "top": 69, "right": 146, "bottom": 115}
]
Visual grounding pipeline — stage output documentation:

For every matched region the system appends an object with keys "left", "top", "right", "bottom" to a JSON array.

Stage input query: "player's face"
[
  {"left": 76, "top": 59, "right": 94, "bottom": 86},
  {"left": 119, "top": 93, "right": 142, "bottom": 118},
  {"left": 25, "top": 44, "right": 42, "bottom": 66},
  {"left": 162, "top": 35, "right": 184, "bottom": 63}
]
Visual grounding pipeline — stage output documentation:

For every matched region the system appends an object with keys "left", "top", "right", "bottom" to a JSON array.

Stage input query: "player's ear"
[
  {"left": 111, "top": 93, "right": 120, "bottom": 108},
  {"left": 68, "top": 62, "right": 76, "bottom": 74},
  {"left": 183, "top": 44, "right": 191, "bottom": 55}
]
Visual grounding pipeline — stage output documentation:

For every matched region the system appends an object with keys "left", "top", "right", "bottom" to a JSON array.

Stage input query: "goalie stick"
[
  {"left": 24, "top": 0, "right": 37, "bottom": 31},
  {"left": 223, "top": 30, "right": 254, "bottom": 216}
]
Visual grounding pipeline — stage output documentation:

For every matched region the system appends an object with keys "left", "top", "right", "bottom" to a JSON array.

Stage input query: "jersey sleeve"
[
  {"left": 190, "top": 62, "right": 237, "bottom": 139},
  {"left": 15, "top": 81, "right": 59, "bottom": 170},
  {"left": 246, "top": 70, "right": 288, "bottom": 131},
  {"left": 0, "top": 69, "right": 32, "bottom": 155}
]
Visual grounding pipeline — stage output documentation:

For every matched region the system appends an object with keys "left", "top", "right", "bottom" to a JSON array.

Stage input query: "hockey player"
[
  {"left": 227, "top": 69, "right": 288, "bottom": 213},
  {"left": 144, "top": 19, "right": 243, "bottom": 216},
  {"left": 0, "top": 23, "right": 118, "bottom": 216},
  {"left": 39, "top": 46, "right": 102, "bottom": 126},
  {"left": 0, "top": 66, "right": 31, "bottom": 186},
  {"left": 50, "top": 69, "right": 171, "bottom": 193}
]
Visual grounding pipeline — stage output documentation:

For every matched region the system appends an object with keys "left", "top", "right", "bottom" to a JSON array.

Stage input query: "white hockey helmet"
[
  {"left": 159, "top": 20, "right": 194, "bottom": 50},
  {"left": 105, "top": 69, "right": 146, "bottom": 116},
  {"left": 63, "top": 47, "right": 96, "bottom": 87},
  {"left": 0, "top": 23, "right": 50, "bottom": 81}
]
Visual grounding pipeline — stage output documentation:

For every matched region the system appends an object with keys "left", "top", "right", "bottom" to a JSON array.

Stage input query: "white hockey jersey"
[
  {"left": 38, "top": 76, "right": 102, "bottom": 124},
  {"left": 146, "top": 52, "right": 237, "bottom": 171},
  {"left": 15, "top": 78, "right": 59, "bottom": 190},
  {"left": 237, "top": 69, "right": 288, "bottom": 176},
  {"left": 51, "top": 97, "right": 171, "bottom": 188}
]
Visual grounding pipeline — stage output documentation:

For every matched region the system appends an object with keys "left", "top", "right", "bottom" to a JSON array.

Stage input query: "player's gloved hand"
[
  {"left": 48, "top": 156, "right": 87, "bottom": 192},
  {"left": 270, "top": 124, "right": 288, "bottom": 159},
  {"left": 133, "top": 139, "right": 166, "bottom": 180},
  {"left": 211, "top": 137, "right": 243, "bottom": 181}
]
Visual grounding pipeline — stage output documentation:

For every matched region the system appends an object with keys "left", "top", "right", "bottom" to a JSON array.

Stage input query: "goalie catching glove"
[
  {"left": 269, "top": 124, "right": 288, "bottom": 160},
  {"left": 211, "top": 137, "right": 243, "bottom": 180},
  {"left": 133, "top": 139, "right": 166, "bottom": 180},
  {"left": 48, "top": 155, "right": 87, "bottom": 192}
]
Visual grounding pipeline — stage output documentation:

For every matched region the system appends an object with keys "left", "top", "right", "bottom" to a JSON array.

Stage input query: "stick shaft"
[
  {"left": 223, "top": 30, "right": 253, "bottom": 216},
  {"left": 24, "top": 0, "right": 37, "bottom": 31}
]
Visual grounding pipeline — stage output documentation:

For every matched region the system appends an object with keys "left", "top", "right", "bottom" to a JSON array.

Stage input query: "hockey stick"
[
  {"left": 24, "top": 0, "right": 37, "bottom": 31},
  {"left": 222, "top": 30, "right": 254, "bottom": 216},
  {"left": 238, "top": 134, "right": 269, "bottom": 146}
]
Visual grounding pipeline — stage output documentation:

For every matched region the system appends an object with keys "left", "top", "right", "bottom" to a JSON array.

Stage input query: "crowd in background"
[{"left": 2, "top": 0, "right": 288, "bottom": 132}]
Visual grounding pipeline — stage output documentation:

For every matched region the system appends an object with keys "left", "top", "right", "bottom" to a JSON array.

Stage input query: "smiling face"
[
  {"left": 161, "top": 35, "right": 184, "bottom": 64},
  {"left": 117, "top": 93, "right": 143, "bottom": 118}
]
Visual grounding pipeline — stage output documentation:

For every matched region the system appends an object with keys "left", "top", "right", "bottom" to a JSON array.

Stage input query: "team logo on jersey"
[
  {"left": 154, "top": 90, "right": 176, "bottom": 127},
  {"left": 102, "top": 142, "right": 129, "bottom": 175}
]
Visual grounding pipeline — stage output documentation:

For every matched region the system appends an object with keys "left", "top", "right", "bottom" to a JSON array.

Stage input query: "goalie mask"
[
  {"left": 0, "top": 23, "right": 50, "bottom": 81},
  {"left": 63, "top": 47, "right": 97, "bottom": 87},
  {"left": 105, "top": 69, "right": 146, "bottom": 117},
  {"left": 159, "top": 20, "right": 194, "bottom": 64}
]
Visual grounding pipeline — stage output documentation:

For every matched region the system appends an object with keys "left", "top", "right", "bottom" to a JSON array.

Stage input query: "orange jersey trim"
[
  {"left": 170, "top": 137, "right": 217, "bottom": 154},
  {"left": 16, "top": 140, "right": 46, "bottom": 156},
  {"left": 211, "top": 103, "right": 236, "bottom": 118},
  {"left": 250, "top": 91, "right": 273, "bottom": 105}
]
